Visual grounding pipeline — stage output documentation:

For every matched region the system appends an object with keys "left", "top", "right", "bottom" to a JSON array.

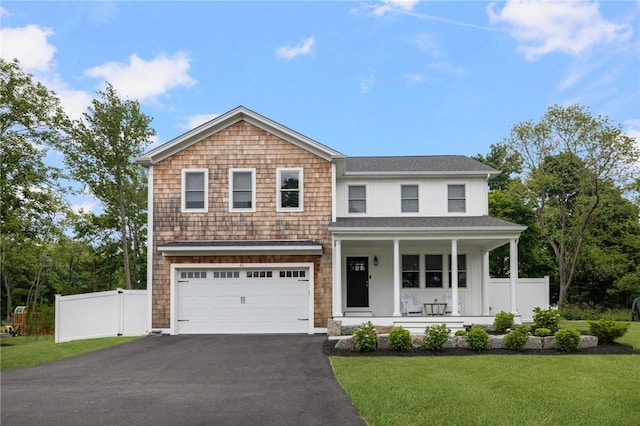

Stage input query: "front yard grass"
[
  {"left": 0, "top": 335, "right": 141, "bottom": 371},
  {"left": 332, "top": 354, "right": 639, "bottom": 426}
]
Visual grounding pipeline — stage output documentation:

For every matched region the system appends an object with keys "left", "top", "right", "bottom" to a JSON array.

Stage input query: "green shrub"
[
  {"left": 504, "top": 325, "right": 529, "bottom": 350},
  {"left": 352, "top": 321, "right": 377, "bottom": 352},
  {"left": 555, "top": 328, "right": 581, "bottom": 352},
  {"left": 588, "top": 319, "right": 630, "bottom": 343},
  {"left": 559, "top": 303, "right": 600, "bottom": 320},
  {"left": 424, "top": 324, "right": 451, "bottom": 351},
  {"left": 388, "top": 326, "right": 412, "bottom": 351},
  {"left": 533, "top": 307, "right": 560, "bottom": 331},
  {"left": 534, "top": 327, "right": 552, "bottom": 337},
  {"left": 466, "top": 325, "right": 489, "bottom": 351},
  {"left": 25, "top": 304, "right": 55, "bottom": 336},
  {"left": 493, "top": 311, "right": 515, "bottom": 333},
  {"left": 454, "top": 329, "right": 467, "bottom": 336}
]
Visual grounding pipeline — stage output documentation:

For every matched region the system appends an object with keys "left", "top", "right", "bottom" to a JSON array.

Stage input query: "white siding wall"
[{"left": 336, "top": 177, "right": 488, "bottom": 217}]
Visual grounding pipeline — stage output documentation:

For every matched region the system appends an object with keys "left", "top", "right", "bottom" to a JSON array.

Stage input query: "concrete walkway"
[{"left": 1, "top": 335, "right": 365, "bottom": 426}]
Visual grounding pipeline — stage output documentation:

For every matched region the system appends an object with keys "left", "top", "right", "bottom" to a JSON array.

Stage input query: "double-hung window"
[
  {"left": 277, "top": 168, "right": 303, "bottom": 212},
  {"left": 230, "top": 169, "right": 255, "bottom": 211},
  {"left": 401, "top": 185, "right": 419, "bottom": 213},
  {"left": 348, "top": 185, "right": 366, "bottom": 213},
  {"left": 401, "top": 255, "right": 419, "bottom": 288},
  {"left": 425, "top": 254, "right": 443, "bottom": 288},
  {"left": 447, "top": 184, "right": 466, "bottom": 213},
  {"left": 182, "top": 169, "right": 208, "bottom": 212}
]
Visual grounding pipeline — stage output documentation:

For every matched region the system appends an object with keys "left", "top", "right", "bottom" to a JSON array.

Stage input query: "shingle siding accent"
[{"left": 151, "top": 120, "right": 334, "bottom": 328}]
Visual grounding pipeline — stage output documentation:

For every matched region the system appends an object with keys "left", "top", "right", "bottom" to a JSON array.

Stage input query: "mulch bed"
[{"left": 323, "top": 340, "right": 639, "bottom": 357}]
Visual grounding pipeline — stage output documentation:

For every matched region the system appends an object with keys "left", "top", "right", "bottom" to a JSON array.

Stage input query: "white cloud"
[
  {"left": 366, "top": 0, "right": 419, "bottom": 17},
  {"left": 181, "top": 113, "right": 220, "bottom": 130},
  {"left": 0, "top": 24, "right": 56, "bottom": 72},
  {"left": 624, "top": 119, "right": 640, "bottom": 147},
  {"left": 411, "top": 32, "right": 441, "bottom": 57},
  {"left": 275, "top": 36, "right": 315, "bottom": 60},
  {"left": 71, "top": 199, "right": 98, "bottom": 214},
  {"left": 1, "top": 6, "right": 12, "bottom": 17},
  {"left": 360, "top": 71, "right": 375, "bottom": 94},
  {"left": 85, "top": 52, "right": 196, "bottom": 102},
  {"left": 487, "top": 0, "right": 633, "bottom": 61}
]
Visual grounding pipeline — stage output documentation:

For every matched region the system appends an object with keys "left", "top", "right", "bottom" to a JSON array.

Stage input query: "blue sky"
[{"left": 1, "top": 1, "right": 639, "bottom": 213}]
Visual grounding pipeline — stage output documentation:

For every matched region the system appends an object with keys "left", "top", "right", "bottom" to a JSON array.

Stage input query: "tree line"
[{"left": 1, "top": 58, "right": 639, "bottom": 322}]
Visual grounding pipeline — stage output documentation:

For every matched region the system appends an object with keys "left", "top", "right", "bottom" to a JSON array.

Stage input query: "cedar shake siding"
[{"left": 151, "top": 121, "right": 333, "bottom": 328}]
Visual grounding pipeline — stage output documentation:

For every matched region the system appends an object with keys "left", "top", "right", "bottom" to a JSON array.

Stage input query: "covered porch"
[{"left": 328, "top": 217, "right": 528, "bottom": 329}]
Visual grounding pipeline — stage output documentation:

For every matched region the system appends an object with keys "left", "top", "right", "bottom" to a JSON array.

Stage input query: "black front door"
[{"left": 346, "top": 257, "right": 369, "bottom": 307}]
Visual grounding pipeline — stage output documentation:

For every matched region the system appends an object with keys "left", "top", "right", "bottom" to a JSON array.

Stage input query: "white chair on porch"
[
  {"left": 445, "top": 292, "right": 462, "bottom": 314},
  {"left": 401, "top": 293, "right": 423, "bottom": 316}
]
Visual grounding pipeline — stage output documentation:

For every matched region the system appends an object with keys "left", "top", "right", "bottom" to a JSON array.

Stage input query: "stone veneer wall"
[{"left": 151, "top": 120, "right": 334, "bottom": 329}]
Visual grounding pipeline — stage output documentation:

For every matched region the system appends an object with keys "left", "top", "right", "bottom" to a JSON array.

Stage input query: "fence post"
[
  {"left": 54, "top": 294, "right": 61, "bottom": 343},
  {"left": 117, "top": 288, "right": 124, "bottom": 336}
]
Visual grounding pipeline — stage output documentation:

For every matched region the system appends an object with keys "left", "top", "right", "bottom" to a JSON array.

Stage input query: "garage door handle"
[
  {"left": 298, "top": 319, "right": 308, "bottom": 321},
  {"left": 178, "top": 320, "right": 189, "bottom": 322}
]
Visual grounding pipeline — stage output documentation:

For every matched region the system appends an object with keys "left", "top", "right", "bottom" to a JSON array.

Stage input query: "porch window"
[
  {"left": 182, "top": 169, "right": 208, "bottom": 212},
  {"left": 277, "top": 168, "right": 303, "bottom": 211},
  {"left": 425, "top": 254, "right": 443, "bottom": 288},
  {"left": 401, "top": 255, "right": 419, "bottom": 288},
  {"left": 348, "top": 185, "right": 366, "bottom": 213},
  {"left": 448, "top": 254, "right": 467, "bottom": 288},
  {"left": 401, "top": 185, "right": 419, "bottom": 213},
  {"left": 448, "top": 184, "right": 466, "bottom": 213},
  {"left": 230, "top": 169, "right": 255, "bottom": 211}
]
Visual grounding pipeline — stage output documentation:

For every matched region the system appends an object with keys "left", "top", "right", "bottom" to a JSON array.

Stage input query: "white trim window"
[
  {"left": 182, "top": 169, "right": 208, "bottom": 212},
  {"left": 230, "top": 168, "right": 255, "bottom": 211},
  {"left": 401, "top": 184, "right": 419, "bottom": 213},
  {"left": 425, "top": 254, "right": 443, "bottom": 288},
  {"left": 348, "top": 185, "right": 367, "bottom": 213},
  {"left": 401, "top": 254, "right": 420, "bottom": 288},
  {"left": 277, "top": 168, "right": 303, "bottom": 212},
  {"left": 447, "top": 184, "right": 466, "bottom": 213}
]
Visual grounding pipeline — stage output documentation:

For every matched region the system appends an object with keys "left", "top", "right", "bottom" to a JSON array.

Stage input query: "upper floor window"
[
  {"left": 182, "top": 169, "right": 208, "bottom": 212},
  {"left": 230, "top": 169, "right": 255, "bottom": 211},
  {"left": 401, "top": 185, "right": 419, "bottom": 213},
  {"left": 448, "top": 184, "right": 466, "bottom": 213},
  {"left": 348, "top": 185, "right": 366, "bottom": 213},
  {"left": 402, "top": 255, "right": 419, "bottom": 288},
  {"left": 277, "top": 168, "right": 303, "bottom": 212}
]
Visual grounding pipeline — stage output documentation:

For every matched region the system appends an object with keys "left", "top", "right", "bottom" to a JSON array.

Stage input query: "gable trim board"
[
  {"left": 170, "top": 263, "right": 314, "bottom": 334},
  {"left": 158, "top": 240, "right": 323, "bottom": 257}
]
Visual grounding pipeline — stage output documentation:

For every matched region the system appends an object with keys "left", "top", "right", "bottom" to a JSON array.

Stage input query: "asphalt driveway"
[{"left": 1, "top": 335, "right": 365, "bottom": 426}]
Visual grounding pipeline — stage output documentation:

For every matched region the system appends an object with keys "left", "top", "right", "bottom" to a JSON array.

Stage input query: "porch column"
[
  {"left": 393, "top": 239, "right": 401, "bottom": 316},
  {"left": 451, "top": 239, "right": 460, "bottom": 316},
  {"left": 509, "top": 238, "right": 519, "bottom": 315},
  {"left": 482, "top": 251, "right": 491, "bottom": 315},
  {"left": 333, "top": 239, "right": 343, "bottom": 317}
]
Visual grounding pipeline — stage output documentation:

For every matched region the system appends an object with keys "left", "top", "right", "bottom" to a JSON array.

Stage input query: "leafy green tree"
[
  {"left": 0, "top": 58, "right": 69, "bottom": 319},
  {"left": 503, "top": 104, "right": 639, "bottom": 307},
  {"left": 58, "top": 83, "right": 154, "bottom": 289}
]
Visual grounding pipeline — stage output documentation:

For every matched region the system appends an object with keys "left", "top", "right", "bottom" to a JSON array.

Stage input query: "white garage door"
[{"left": 176, "top": 268, "right": 310, "bottom": 334}]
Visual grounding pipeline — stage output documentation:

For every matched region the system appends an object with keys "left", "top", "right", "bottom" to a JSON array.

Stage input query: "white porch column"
[
  {"left": 509, "top": 238, "right": 519, "bottom": 315},
  {"left": 333, "top": 239, "right": 343, "bottom": 317},
  {"left": 451, "top": 239, "right": 460, "bottom": 316},
  {"left": 482, "top": 251, "right": 491, "bottom": 316},
  {"left": 393, "top": 239, "right": 401, "bottom": 317}
]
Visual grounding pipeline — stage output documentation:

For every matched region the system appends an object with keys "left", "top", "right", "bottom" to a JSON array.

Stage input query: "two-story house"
[{"left": 137, "top": 106, "right": 532, "bottom": 335}]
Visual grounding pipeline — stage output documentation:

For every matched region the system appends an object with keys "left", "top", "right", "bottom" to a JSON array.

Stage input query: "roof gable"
[{"left": 137, "top": 106, "right": 345, "bottom": 166}]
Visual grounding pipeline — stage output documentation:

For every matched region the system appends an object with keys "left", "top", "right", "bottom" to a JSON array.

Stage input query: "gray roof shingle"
[
  {"left": 329, "top": 216, "right": 524, "bottom": 230},
  {"left": 345, "top": 156, "right": 497, "bottom": 174}
]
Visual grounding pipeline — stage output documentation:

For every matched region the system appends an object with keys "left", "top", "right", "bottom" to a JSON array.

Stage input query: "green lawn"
[
  {"left": 332, "top": 321, "right": 640, "bottom": 426},
  {"left": 332, "top": 355, "right": 639, "bottom": 426},
  {"left": 0, "top": 335, "right": 141, "bottom": 371}
]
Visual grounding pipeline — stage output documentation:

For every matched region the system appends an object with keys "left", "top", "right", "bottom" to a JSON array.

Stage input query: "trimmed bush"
[
  {"left": 466, "top": 325, "right": 489, "bottom": 351},
  {"left": 555, "top": 328, "right": 581, "bottom": 352},
  {"left": 352, "top": 321, "right": 377, "bottom": 352},
  {"left": 534, "top": 327, "right": 552, "bottom": 337},
  {"left": 424, "top": 324, "right": 451, "bottom": 351},
  {"left": 588, "top": 319, "right": 630, "bottom": 343},
  {"left": 388, "top": 326, "right": 412, "bottom": 351},
  {"left": 504, "top": 325, "right": 529, "bottom": 350},
  {"left": 533, "top": 307, "right": 560, "bottom": 332},
  {"left": 454, "top": 329, "right": 467, "bottom": 336},
  {"left": 493, "top": 311, "right": 515, "bottom": 333}
]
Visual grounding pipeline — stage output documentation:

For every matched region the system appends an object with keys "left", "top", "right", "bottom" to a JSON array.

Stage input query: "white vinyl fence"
[
  {"left": 55, "top": 289, "right": 148, "bottom": 343},
  {"left": 490, "top": 277, "right": 550, "bottom": 322}
]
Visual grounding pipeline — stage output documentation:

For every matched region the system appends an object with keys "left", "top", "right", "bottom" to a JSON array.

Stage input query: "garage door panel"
[{"left": 176, "top": 268, "right": 310, "bottom": 334}]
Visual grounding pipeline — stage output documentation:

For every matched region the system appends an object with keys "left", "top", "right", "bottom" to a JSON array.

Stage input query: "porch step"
[{"left": 393, "top": 319, "right": 466, "bottom": 334}]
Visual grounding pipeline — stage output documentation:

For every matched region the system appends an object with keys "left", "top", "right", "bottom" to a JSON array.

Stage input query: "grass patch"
[
  {"left": 560, "top": 320, "right": 640, "bottom": 349},
  {"left": 332, "top": 355, "right": 640, "bottom": 426},
  {"left": 0, "top": 335, "right": 141, "bottom": 371}
]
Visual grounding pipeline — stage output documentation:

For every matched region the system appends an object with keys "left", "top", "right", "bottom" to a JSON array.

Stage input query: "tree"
[
  {"left": 503, "top": 104, "right": 639, "bottom": 307},
  {"left": 58, "top": 83, "right": 154, "bottom": 289},
  {"left": 0, "top": 58, "right": 69, "bottom": 320}
]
